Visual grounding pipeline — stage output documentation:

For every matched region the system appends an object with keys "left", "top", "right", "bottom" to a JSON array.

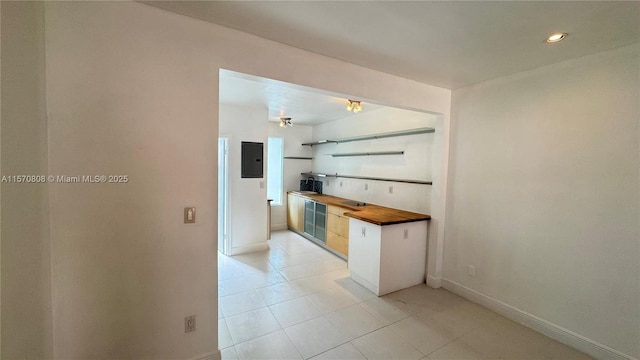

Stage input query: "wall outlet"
[
  {"left": 403, "top": 228, "right": 408, "bottom": 239},
  {"left": 339, "top": 181, "right": 343, "bottom": 187},
  {"left": 364, "top": 183, "right": 368, "bottom": 191},
  {"left": 467, "top": 265, "right": 476, "bottom": 277},
  {"left": 185, "top": 315, "right": 196, "bottom": 333},
  {"left": 259, "top": 181, "right": 264, "bottom": 189},
  {"left": 389, "top": 186, "right": 393, "bottom": 194},
  {"left": 361, "top": 227, "right": 366, "bottom": 237}
]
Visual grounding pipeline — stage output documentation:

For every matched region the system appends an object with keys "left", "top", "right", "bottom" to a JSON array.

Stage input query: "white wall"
[
  {"left": 267, "top": 122, "right": 313, "bottom": 230},
  {"left": 42, "top": 2, "right": 450, "bottom": 359},
  {"left": 45, "top": 3, "right": 219, "bottom": 358},
  {"left": 445, "top": 45, "right": 639, "bottom": 359},
  {"left": 1, "top": 2, "right": 53, "bottom": 359},
  {"left": 219, "top": 104, "right": 269, "bottom": 254},
  {"left": 312, "top": 107, "right": 438, "bottom": 214}
]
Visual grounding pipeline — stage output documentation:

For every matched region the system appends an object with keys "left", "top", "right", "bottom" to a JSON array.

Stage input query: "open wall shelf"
[
  {"left": 331, "top": 151, "right": 404, "bottom": 157},
  {"left": 302, "top": 127, "right": 435, "bottom": 146},
  {"left": 301, "top": 140, "right": 338, "bottom": 146},
  {"left": 337, "top": 127, "right": 435, "bottom": 143},
  {"left": 284, "top": 156, "right": 313, "bottom": 160},
  {"left": 301, "top": 172, "right": 432, "bottom": 185},
  {"left": 300, "top": 172, "right": 337, "bottom": 178},
  {"left": 300, "top": 127, "right": 434, "bottom": 185}
]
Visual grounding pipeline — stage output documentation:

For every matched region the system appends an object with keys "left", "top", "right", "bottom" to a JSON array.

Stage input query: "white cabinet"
[{"left": 348, "top": 218, "right": 428, "bottom": 296}]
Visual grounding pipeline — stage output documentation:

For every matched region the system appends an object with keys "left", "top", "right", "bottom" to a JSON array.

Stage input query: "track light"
[
  {"left": 347, "top": 100, "right": 362, "bottom": 113},
  {"left": 279, "top": 117, "right": 292, "bottom": 127}
]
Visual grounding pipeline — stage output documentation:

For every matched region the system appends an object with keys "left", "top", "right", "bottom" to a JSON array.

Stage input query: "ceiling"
[
  {"left": 219, "top": 70, "right": 385, "bottom": 125},
  {"left": 144, "top": 1, "right": 639, "bottom": 90}
]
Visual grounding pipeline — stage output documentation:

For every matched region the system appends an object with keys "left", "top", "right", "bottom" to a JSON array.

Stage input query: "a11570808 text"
[{"left": 1, "top": 175, "right": 129, "bottom": 184}]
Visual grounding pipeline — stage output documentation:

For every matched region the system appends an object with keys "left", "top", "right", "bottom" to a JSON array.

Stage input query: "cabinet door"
[
  {"left": 348, "top": 219, "right": 382, "bottom": 295},
  {"left": 296, "top": 197, "right": 305, "bottom": 231},
  {"left": 327, "top": 211, "right": 350, "bottom": 256},
  {"left": 327, "top": 231, "right": 349, "bottom": 256},
  {"left": 327, "top": 213, "right": 341, "bottom": 234},
  {"left": 336, "top": 215, "right": 349, "bottom": 237},
  {"left": 304, "top": 200, "right": 315, "bottom": 235},
  {"left": 287, "top": 194, "right": 306, "bottom": 232},
  {"left": 314, "top": 202, "right": 327, "bottom": 242},
  {"left": 287, "top": 194, "right": 298, "bottom": 229}
]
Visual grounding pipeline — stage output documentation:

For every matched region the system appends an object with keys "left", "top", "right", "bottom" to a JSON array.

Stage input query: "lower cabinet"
[
  {"left": 327, "top": 205, "right": 350, "bottom": 257},
  {"left": 348, "top": 218, "right": 428, "bottom": 296},
  {"left": 287, "top": 193, "right": 349, "bottom": 259},
  {"left": 287, "top": 193, "right": 304, "bottom": 232},
  {"left": 304, "top": 199, "right": 326, "bottom": 242}
]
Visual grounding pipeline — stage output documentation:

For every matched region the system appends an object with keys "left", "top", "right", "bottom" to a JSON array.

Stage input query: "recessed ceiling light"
[{"left": 546, "top": 32, "right": 568, "bottom": 43}]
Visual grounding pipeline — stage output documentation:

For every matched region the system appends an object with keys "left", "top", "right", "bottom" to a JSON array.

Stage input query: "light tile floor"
[{"left": 219, "top": 230, "right": 593, "bottom": 360}]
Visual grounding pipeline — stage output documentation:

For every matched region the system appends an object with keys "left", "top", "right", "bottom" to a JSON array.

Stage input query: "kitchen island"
[{"left": 287, "top": 191, "right": 430, "bottom": 296}]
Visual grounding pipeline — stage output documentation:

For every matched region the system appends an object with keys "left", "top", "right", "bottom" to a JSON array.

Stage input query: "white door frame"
[{"left": 218, "top": 137, "right": 230, "bottom": 255}]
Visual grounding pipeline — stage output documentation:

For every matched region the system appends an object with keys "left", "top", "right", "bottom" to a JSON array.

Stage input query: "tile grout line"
[
  {"left": 415, "top": 312, "right": 491, "bottom": 358},
  {"left": 272, "top": 235, "right": 340, "bottom": 359},
  {"left": 219, "top": 232, "right": 371, "bottom": 358},
  {"left": 264, "top": 303, "right": 306, "bottom": 359}
]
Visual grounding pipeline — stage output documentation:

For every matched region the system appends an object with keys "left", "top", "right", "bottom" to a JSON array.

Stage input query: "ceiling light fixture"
[
  {"left": 346, "top": 100, "right": 363, "bottom": 113},
  {"left": 279, "top": 117, "right": 292, "bottom": 127},
  {"left": 546, "top": 32, "right": 568, "bottom": 43}
]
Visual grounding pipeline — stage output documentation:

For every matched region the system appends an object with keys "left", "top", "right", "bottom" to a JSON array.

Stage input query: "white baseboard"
[
  {"left": 191, "top": 350, "right": 220, "bottom": 360},
  {"left": 441, "top": 279, "right": 637, "bottom": 360},
  {"left": 350, "top": 273, "right": 379, "bottom": 296},
  {"left": 426, "top": 275, "right": 442, "bottom": 288},
  {"left": 230, "top": 242, "right": 269, "bottom": 255}
]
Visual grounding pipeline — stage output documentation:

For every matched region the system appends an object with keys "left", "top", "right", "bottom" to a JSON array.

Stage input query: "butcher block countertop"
[{"left": 288, "top": 191, "right": 431, "bottom": 226}]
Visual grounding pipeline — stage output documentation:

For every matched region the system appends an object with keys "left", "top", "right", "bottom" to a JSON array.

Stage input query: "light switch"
[{"left": 184, "top": 207, "right": 196, "bottom": 224}]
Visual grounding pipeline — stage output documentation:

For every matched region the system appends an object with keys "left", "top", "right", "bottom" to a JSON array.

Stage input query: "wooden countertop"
[{"left": 288, "top": 191, "right": 431, "bottom": 226}]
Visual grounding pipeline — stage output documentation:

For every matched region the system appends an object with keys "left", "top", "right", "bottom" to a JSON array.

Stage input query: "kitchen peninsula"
[{"left": 287, "top": 191, "right": 430, "bottom": 296}]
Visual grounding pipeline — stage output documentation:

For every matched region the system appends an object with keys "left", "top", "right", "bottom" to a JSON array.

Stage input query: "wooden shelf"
[
  {"left": 302, "top": 127, "right": 434, "bottom": 147},
  {"left": 301, "top": 172, "right": 431, "bottom": 185},
  {"left": 331, "top": 151, "right": 404, "bottom": 157}
]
